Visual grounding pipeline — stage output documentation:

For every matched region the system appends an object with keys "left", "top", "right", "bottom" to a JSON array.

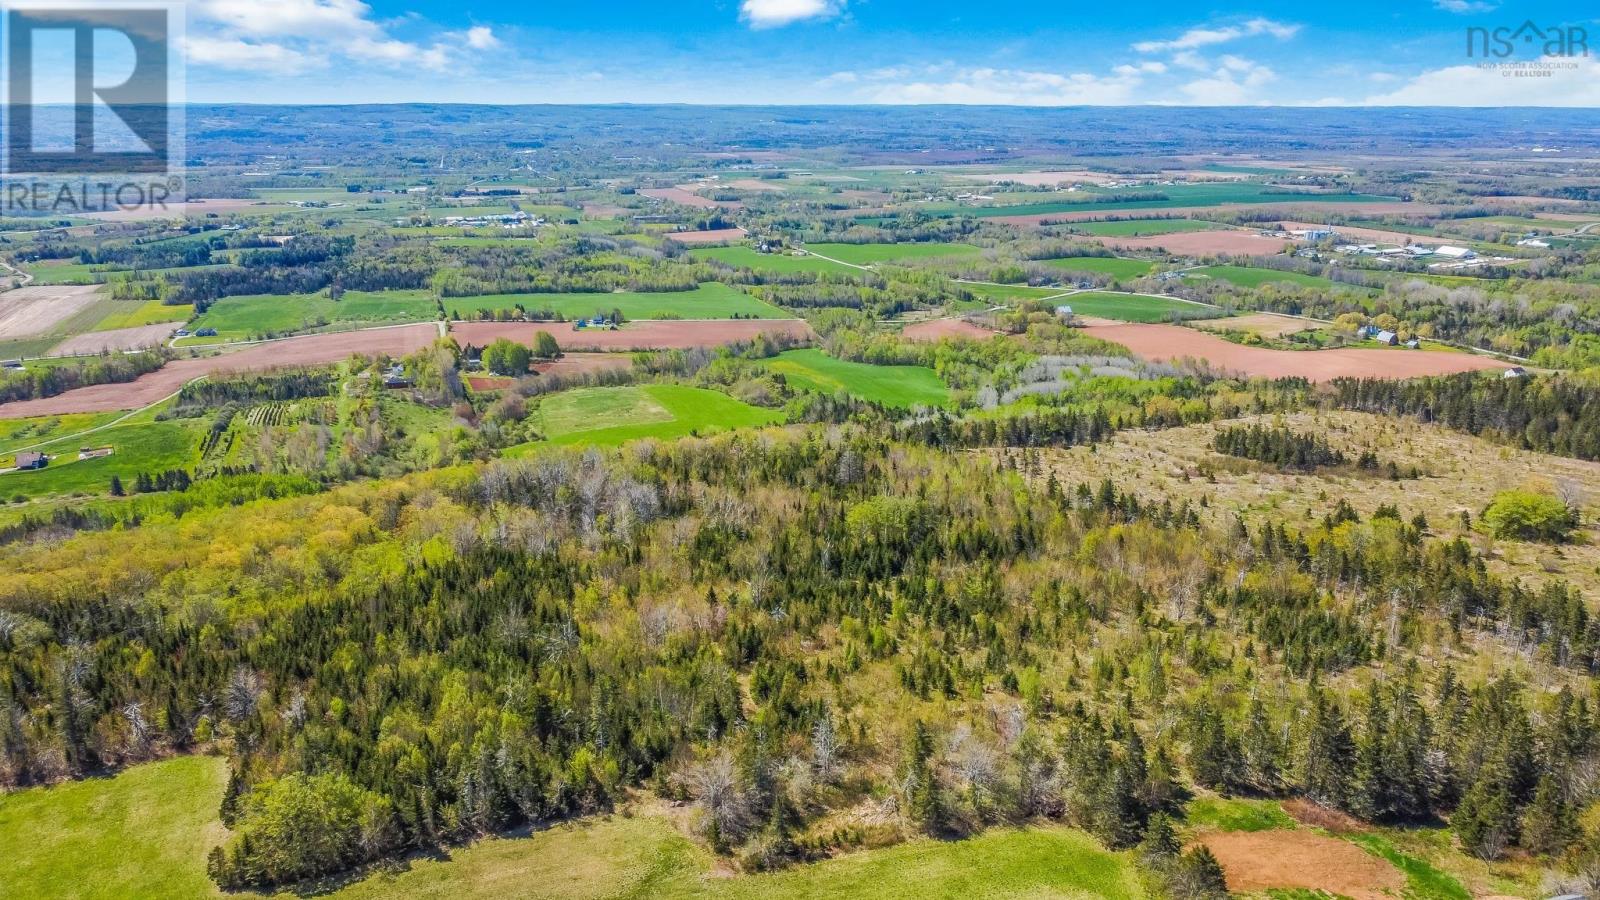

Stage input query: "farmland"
[
  {"left": 803, "top": 242, "right": 983, "bottom": 265},
  {"left": 1188, "top": 264, "right": 1339, "bottom": 289},
  {"left": 529, "top": 384, "right": 784, "bottom": 447},
  {"left": 1059, "top": 291, "right": 1220, "bottom": 323},
  {"left": 1067, "top": 218, "right": 1225, "bottom": 237},
  {"left": 1042, "top": 256, "right": 1157, "bottom": 279},
  {"left": 443, "top": 284, "right": 787, "bottom": 321},
  {"left": 761, "top": 348, "right": 950, "bottom": 408},
  {"left": 0, "top": 415, "right": 201, "bottom": 501},
  {"left": 690, "top": 246, "right": 862, "bottom": 275}
]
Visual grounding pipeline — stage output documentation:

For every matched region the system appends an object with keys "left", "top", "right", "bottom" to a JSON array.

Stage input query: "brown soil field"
[
  {"left": 640, "top": 188, "right": 742, "bottom": 211},
  {"left": 993, "top": 202, "right": 1444, "bottom": 228},
  {"left": 0, "top": 285, "right": 106, "bottom": 339},
  {"left": 466, "top": 376, "right": 515, "bottom": 392},
  {"left": 1192, "top": 313, "right": 1318, "bottom": 339},
  {"left": 727, "top": 179, "right": 785, "bottom": 193},
  {"left": 1021, "top": 409, "right": 1600, "bottom": 598},
  {"left": 49, "top": 322, "right": 176, "bottom": 355},
  {"left": 901, "top": 318, "right": 1002, "bottom": 342},
  {"left": 1081, "top": 320, "right": 1511, "bottom": 381},
  {"left": 0, "top": 324, "right": 440, "bottom": 417},
  {"left": 534, "top": 353, "right": 633, "bottom": 376},
  {"left": 580, "top": 202, "right": 631, "bottom": 218},
  {"left": 452, "top": 319, "right": 814, "bottom": 353},
  {"left": 1198, "top": 831, "right": 1403, "bottom": 899},
  {"left": 664, "top": 228, "right": 747, "bottom": 245},
  {"left": 1102, "top": 231, "right": 1292, "bottom": 255}
]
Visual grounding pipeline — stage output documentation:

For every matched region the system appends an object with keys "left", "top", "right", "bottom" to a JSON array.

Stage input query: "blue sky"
[{"left": 177, "top": 0, "right": 1600, "bottom": 105}]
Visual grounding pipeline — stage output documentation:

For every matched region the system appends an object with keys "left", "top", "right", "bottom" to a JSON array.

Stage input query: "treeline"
[
  {"left": 0, "top": 351, "right": 167, "bottom": 404},
  {"left": 5, "top": 434, "right": 1600, "bottom": 891},
  {"left": 170, "top": 370, "right": 336, "bottom": 414},
  {"left": 1331, "top": 372, "right": 1600, "bottom": 461},
  {"left": 1213, "top": 424, "right": 1345, "bottom": 471}
]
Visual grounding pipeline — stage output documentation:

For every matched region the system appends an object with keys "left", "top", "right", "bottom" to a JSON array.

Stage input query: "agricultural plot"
[
  {"left": 1060, "top": 291, "right": 1221, "bottom": 323},
  {"left": 445, "top": 284, "right": 787, "bottom": 321},
  {"left": 1043, "top": 256, "right": 1156, "bottom": 279},
  {"left": 530, "top": 384, "right": 784, "bottom": 448},
  {"left": 182, "top": 290, "right": 435, "bottom": 342},
  {"left": 0, "top": 418, "right": 202, "bottom": 501},
  {"left": 91, "top": 299, "right": 191, "bottom": 331},
  {"left": 1069, "top": 219, "right": 1225, "bottom": 237},
  {"left": 804, "top": 242, "right": 983, "bottom": 265},
  {"left": 1189, "top": 264, "right": 1338, "bottom": 289},
  {"left": 956, "top": 184, "right": 1397, "bottom": 218},
  {"left": 0, "top": 412, "right": 119, "bottom": 456},
  {"left": 763, "top": 349, "right": 950, "bottom": 408},
  {"left": 690, "top": 246, "right": 864, "bottom": 276}
]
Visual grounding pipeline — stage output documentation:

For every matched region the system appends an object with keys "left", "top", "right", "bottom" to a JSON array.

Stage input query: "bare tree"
[
  {"left": 811, "top": 712, "right": 841, "bottom": 783},
  {"left": 225, "top": 668, "right": 262, "bottom": 723},
  {"left": 678, "top": 751, "right": 755, "bottom": 846},
  {"left": 122, "top": 701, "right": 151, "bottom": 757}
]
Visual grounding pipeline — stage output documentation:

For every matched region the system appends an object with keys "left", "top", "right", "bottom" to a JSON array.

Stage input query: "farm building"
[
  {"left": 13, "top": 452, "right": 47, "bottom": 470},
  {"left": 1373, "top": 330, "right": 1399, "bottom": 346},
  {"left": 0, "top": 359, "right": 23, "bottom": 371},
  {"left": 1504, "top": 367, "right": 1528, "bottom": 379},
  {"left": 1434, "top": 245, "right": 1476, "bottom": 260},
  {"left": 1055, "top": 305, "right": 1075, "bottom": 319}
]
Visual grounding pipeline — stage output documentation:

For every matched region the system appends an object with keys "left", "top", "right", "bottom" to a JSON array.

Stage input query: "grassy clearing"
[
  {"left": 763, "top": 349, "right": 950, "bottom": 408},
  {"left": 690, "top": 246, "right": 863, "bottom": 276},
  {"left": 0, "top": 755, "right": 227, "bottom": 900},
  {"left": 962, "top": 283, "right": 1069, "bottom": 303},
  {"left": 184, "top": 290, "right": 433, "bottom": 341},
  {"left": 1184, "top": 796, "right": 1297, "bottom": 833},
  {"left": 1043, "top": 256, "right": 1156, "bottom": 279},
  {"left": 525, "top": 385, "right": 784, "bottom": 450},
  {"left": 1343, "top": 834, "right": 1470, "bottom": 900},
  {"left": 0, "top": 412, "right": 121, "bottom": 456},
  {"left": 445, "top": 284, "right": 787, "bottom": 321},
  {"left": 1061, "top": 291, "right": 1220, "bottom": 323},
  {"left": 93, "top": 299, "right": 192, "bottom": 330},
  {"left": 1070, "top": 219, "right": 1224, "bottom": 237},
  {"left": 804, "top": 242, "right": 983, "bottom": 265},
  {"left": 1190, "top": 265, "right": 1337, "bottom": 289},
  {"left": 0, "top": 419, "right": 202, "bottom": 501}
]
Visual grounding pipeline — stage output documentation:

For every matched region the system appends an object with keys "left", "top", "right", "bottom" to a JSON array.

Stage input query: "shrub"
[
  {"left": 207, "top": 773, "right": 398, "bottom": 889},
  {"left": 1481, "top": 490, "right": 1578, "bottom": 542}
]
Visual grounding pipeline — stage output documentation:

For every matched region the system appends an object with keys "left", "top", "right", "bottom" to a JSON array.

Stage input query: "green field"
[
  {"left": 955, "top": 184, "right": 1397, "bottom": 218},
  {"left": 94, "top": 299, "right": 192, "bottom": 330},
  {"left": 1070, "top": 219, "right": 1225, "bottom": 237},
  {"left": 527, "top": 385, "right": 785, "bottom": 449},
  {"left": 804, "top": 242, "right": 983, "bottom": 265},
  {"left": 445, "top": 284, "right": 787, "bottom": 321},
  {"left": 691, "top": 246, "right": 863, "bottom": 276},
  {"left": 0, "top": 755, "right": 228, "bottom": 900},
  {"left": 763, "top": 349, "right": 950, "bottom": 408},
  {"left": 1043, "top": 257, "right": 1156, "bottom": 279},
  {"left": 1190, "top": 265, "right": 1337, "bottom": 289},
  {"left": 0, "top": 756, "right": 1146, "bottom": 900},
  {"left": 0, "top": 412, "right": 121, "bottom": 456},
  {"left": 184, "top": 290, "right": 433, "bottom": 341},
  {"left": 0, "top": 417, "right": 202, "bottom": 501},
  {"left": 1059, "top": 292, "right": 1222, "bottom": 323}
]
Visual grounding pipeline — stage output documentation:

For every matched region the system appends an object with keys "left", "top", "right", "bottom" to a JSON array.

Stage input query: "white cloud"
[
  {"left": 1363, "top": 56, "right": 1600, "bottom": 106},
  {"left": 464, "top": 26, "right": 500, "bottom": 50},
  {"left": 740, "top": 0, "right": 843, "bottom": 29},
  {"left": 186, "top": 0, "right": 499, "bottom": 75},
  {"left": 183, "top": 35, "right": 314, "bottom": 73},
  {"left": 1434, "top": 0, "right": 1496, "bottom": 13},
  {"left": 865, "top": 67, "right": 1146, "bottom": 105},
  {"left": 1177, "top": 55, "right": 1276, "bottom": 104},
  {"left": 1133, "top": 18, "right": 1299, "bottom": 53}
]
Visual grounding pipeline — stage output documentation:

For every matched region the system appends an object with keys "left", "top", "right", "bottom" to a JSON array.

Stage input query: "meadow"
[
  {"left": 92, "top": 299, "right": 192, "bottom": 330},
  {"left": 1060, "top": 291, "right": 1220, "bottom": 323},
  {"left": 1043, "top": 256, "right": 1156, "bottom": 279},
  {"left": 762, "top": 349, "right": 950, "bottom": 408},
  {"left": 183, "top": 290, "right": 434, "bottom": 342},
  {"left": 1189, "top": 265, "right": 1338, "bottom": 289},
  {"left": 527, "top": 385, "right": 785, "bottom": 449},
  {"left": 803, "top": 242, "right": 983, "bottom": 265},
  {"left": 1068, "top": 219, "right": 1224, "bottom": 237},
  {"left": 0, "top": 417, "right": 202, "bottom": 501},
  {"left": 443, "top": 284, "right": 787, "bottom": 321},
  {"left": 689, "top": 246, "right": 864, "bottom": 275}
]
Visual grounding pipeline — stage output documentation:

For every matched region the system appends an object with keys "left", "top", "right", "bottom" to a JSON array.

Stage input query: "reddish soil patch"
[
  {"left": 902, "top": 318, "right": 1001, "bottom": 342},
  {"left": 1194, "top": 313, "right": 1317, "bottom": 339},
  {"left": 664, "top": 228, "right": 747, "bottom": 245},
  {"left": 0, "top": 324, "right": 440, "bottom": 417},
  {"left": 640, "top": 188, "right": 741, "bottom": 211},
  {"left": 1282, "top": 798, "right": 1367, "bottom": 834},
  {"left": 1101, "top": 231, "right": 1291, "bottom": 256},
  {"left": 992, "top": 202, "right": 1443, "bottom": 228},
  {"left": 534, "top": 353, "right": 633, "bottom": 376},
  {"left": 581, "top": 202, "right": 631, "bottom": 218},
  {"left": 451, "top": 320, "right": 814, "bottom": 353},
  {"left": 728, "top": 179, "right": 785, "bottom": 193},
  {"left": 1199, "top": 831, "right": 1403, "bottom": 900},
  {"left": 466, "top": 376, "right": 515, "bottom": 392},
  {"left": 50, "top": 322, "right": 177, "bottom": 355},
  {"left": 1083, "top": 321, "right": 1512, "bottom": 382}
]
